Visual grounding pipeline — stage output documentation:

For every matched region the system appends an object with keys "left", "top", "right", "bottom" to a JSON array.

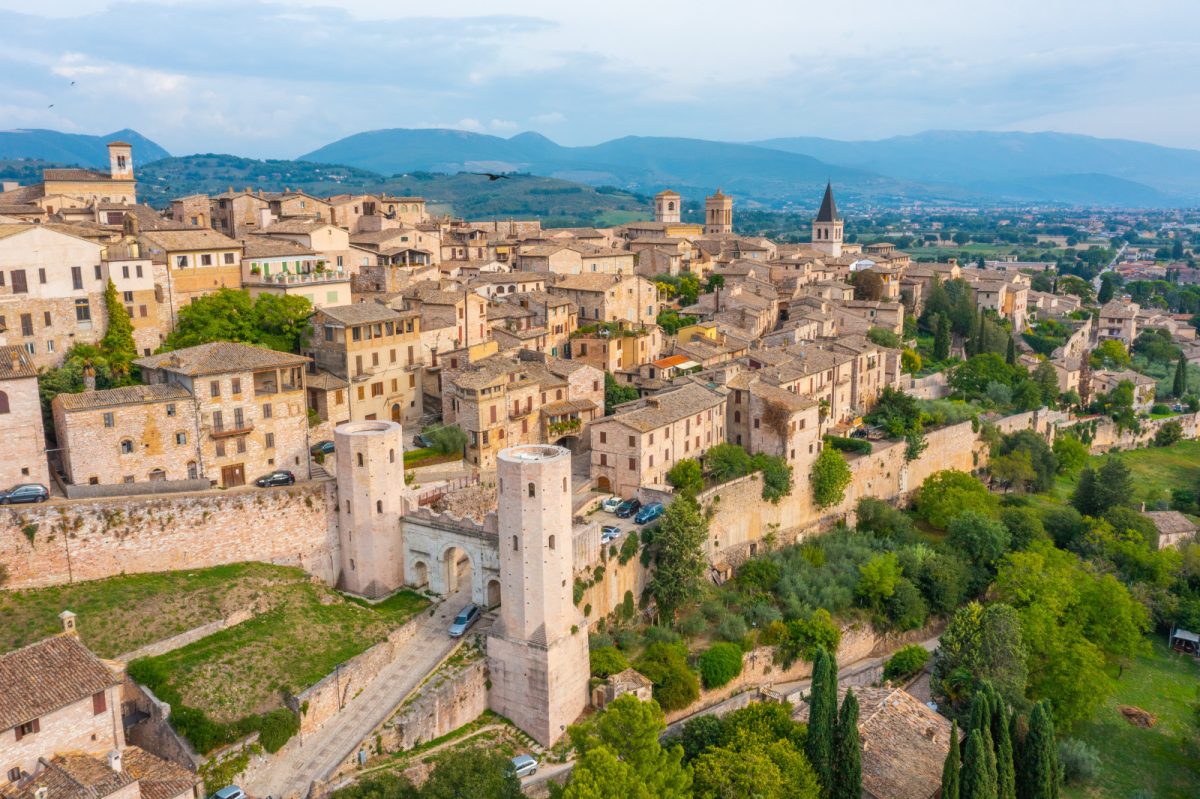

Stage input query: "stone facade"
[
  {"left": 335, "top": 421, "right": 406, "bottom": 598},
  {"left": 139, "top": 229, "right": 243, "bottom": 320},
  {"left": 548, "top": 273, "right": 658, "bottom": 326},
  {"left": 0, "top": 346, "right": 49, "bottom": 489},
  {"left": 488, "top": 446, "right": 589, "bottom": 747}
]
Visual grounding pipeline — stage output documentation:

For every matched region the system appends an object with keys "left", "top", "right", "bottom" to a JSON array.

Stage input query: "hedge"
[
  {"left": 697, "top": 642, "right": 744, "bottom": 690},
  {"left": 824, "top": 435, "right": 872, "bottom": 454}
]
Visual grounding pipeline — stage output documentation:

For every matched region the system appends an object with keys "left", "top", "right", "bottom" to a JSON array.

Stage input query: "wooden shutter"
[{"left": 93, "top": 691, "right": 107, "bottom": 715}]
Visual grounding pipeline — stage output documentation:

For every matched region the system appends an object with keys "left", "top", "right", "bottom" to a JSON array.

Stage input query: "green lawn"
[
  {"left": 1063, "top": 638, "right": 1200, "bottom": 799},
  {"left": 137, "top": 582, "right": 428, "bottom": 722},
  {"left": 0, "top": 562, "right": 308, "bottom": 658},
  {"left": 1058, "top": 439, "right": 1200, "bottom": 505}
]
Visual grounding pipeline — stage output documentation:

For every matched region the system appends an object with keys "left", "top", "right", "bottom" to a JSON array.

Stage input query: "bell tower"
[
  {"left": 654, "top": 189, "right": 681, "bottom": 224},
  {"left": 704, "top": 189, "right": 733, "bottom": 235},
  {"left": 107, "top": 142, "right": 134, "bottom": 181},
  {"left": 488, "top": 445, "right": 588, "bottom": 746},
  {"left": 811, "top": 181, "right": 843, "bottom": 257}
]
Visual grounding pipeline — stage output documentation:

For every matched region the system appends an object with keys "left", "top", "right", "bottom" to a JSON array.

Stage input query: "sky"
[{"left": 0, "top": 0, "right": 1198, "bottom": 158}]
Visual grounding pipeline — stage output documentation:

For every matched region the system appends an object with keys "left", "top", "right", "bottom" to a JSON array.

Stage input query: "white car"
[
  {"left": 600, "top": 496, "right": 622, "bottom": 513},
  {"left": 600, "top": 525, "right": 621, "bottom": 544},
  {"left": 511, "top": 754, "right": 539, "bottom": 778}
]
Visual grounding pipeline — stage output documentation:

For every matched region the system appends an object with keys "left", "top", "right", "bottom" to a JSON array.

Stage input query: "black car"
[
  {"left": 310, "top": 440, "right": 335, "bottom": 456},
  {"left": 255, "top": 470, "right": 296, "bottom": 488},
  {"left": 413, "top": 433, "right": 434, "bottom": 448},
  {"left": 0, "top": 483, "right": 50, "bottom": 504},
  {"left": 614, "top": 498, "right": 642, "bottom": 519}
]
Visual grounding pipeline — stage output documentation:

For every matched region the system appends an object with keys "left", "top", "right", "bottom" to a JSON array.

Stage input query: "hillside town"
[{"left": 2, "top": 144, "right": 1199, "bottom": 799}]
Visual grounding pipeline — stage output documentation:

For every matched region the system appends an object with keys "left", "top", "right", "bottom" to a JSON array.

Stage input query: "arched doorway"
[
  {"left": 442, "top": 546, "right": 473, "bottom": 596},
  {"left": 391, "top": 403, "right": 401, "bottom": 423},
  {"left": 411, "top": 561, "right": 428, "bottom": 588},
  {"left": 487, "top": 579, "right": 501, "bottom": 609},
  {"left": 596, "top": 475, "right": 612, "bottom": 493}
]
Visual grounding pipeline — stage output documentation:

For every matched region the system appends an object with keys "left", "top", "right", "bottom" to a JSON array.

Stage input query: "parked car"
[
  {"left": 510, "top": 754, "right": 539, "bottom": 779},
  {"left": 413, "top": 432, "right": 434, "bottom": 448},
  {"left": 600, "top": 495, "right": 622, "bottom": 513},
  {"left": 255, "top": 470, "right": 296, "bottom": 488},
  {"left": 448, "top": 603, "right": 481, "bottom": 637},
  {"left": 600, "top": 525, "right": 621, "bottom": 543},
  {"left": 208, "top": 787, "right": 245, "bottom": 799},
  {"left": 310, "top": 440, "right": 335, "bottom": 456},
  {"left": 615, "top": 498, "right": 642, "bottom": 518},
  {"left": 634, "top": 502, "right": 665, "bottom": 525},
  {"left": 0, "top": 483, "right": 49, "bottom": 505}
]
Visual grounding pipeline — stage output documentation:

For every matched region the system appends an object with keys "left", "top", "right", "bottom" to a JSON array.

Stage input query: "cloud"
[{"left": 531, "top": 111, "right": 565, "bottom": 125}]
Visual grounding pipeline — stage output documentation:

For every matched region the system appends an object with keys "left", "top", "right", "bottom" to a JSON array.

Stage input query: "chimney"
[
  {"left": 107, "top": 750, "right": 122, "bottom": 773},
  {"left": 59, "top": 610, "right": 78, "bottom": 636}
]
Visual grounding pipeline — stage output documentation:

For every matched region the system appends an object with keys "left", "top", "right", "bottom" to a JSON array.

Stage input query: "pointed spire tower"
[{"left": 811, "top": 181, "right": 843, "bottom": 257}]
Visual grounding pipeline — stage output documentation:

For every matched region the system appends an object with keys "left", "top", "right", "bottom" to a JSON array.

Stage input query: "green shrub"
[
  {"left": 423, "top": 425, "right": 468, "bottom": 455},
  {"left": 617, "top": 534, "right": 640, "bottom": 565},
  {"left": 589, "top": 646, "right": 630, "bottom": 678},
  {"left": 1058, "top": 738, "right": 1100, "bottom": 785},
  {"left": 714, "top": 614, "right": 748, "bottom": 643},
  {"left": 883, "top": 644, "right": 930, "bottom": 683},
  {"left": 824, "top": 435, "right": 872, "bottom": 454},
  {"left": 697, "top": 642, "right": 744, "bottom": 690},
  {"left": 257, "top": 708, "right": 299, "bottom": 753},
  {"left": 1150, "top": 402, "right": 1172, "bottom": 415},
  {"left": 634, "top": 642, "right": 699, "bottom": 711}
]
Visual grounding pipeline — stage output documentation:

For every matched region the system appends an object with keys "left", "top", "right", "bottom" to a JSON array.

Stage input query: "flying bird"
[
  {"left": 474, "top": 172, "right": 509, "bottom": 181},
  {"left": 47, "top": 104, "right": 54, "bottom": 108}
]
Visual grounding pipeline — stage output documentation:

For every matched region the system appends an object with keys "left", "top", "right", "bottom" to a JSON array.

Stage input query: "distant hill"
[
  {"left": 0, "top": 128, "right": 170, "bottom": 168},
  {"left": 754, "top": 130, "right": 1200, "bottom": 205},
  {"left": 298, "top": 129, "right": 913, "bottom": 206},
  {"left": 130, "top": 154, "right": 652, "bottom": 226}
]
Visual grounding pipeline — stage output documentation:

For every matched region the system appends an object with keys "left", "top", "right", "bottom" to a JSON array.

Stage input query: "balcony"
[
  {"left": 210, "top": 423, "right": 254, "bottom": 439},
  {"left": 245, "top": 269, "right": 350, "bottom": 287}
]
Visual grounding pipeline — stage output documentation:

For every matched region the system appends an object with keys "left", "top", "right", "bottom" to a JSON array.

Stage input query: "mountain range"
[{"left": 4, "top": 126, "right": 1200, "bottom": 208}]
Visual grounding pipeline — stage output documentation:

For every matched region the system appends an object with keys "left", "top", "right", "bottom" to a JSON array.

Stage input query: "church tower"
[
  {"left": 334, "top": 420, "right": 406, "bottom": 598},
  {"left": 488, "top": 445, "right": 589, "bottom": 746},
  {"left": 108, "top": 142, "right": 134, "bottom": 181},
  {"left": 654, "top": 189, "right": 681, "bottom": 224},
  {"left": 704, "top": 189, "right": 733, "bottom": 235},
  {"left": 811, "top": 182, "right": 843, "bottom": 257}
]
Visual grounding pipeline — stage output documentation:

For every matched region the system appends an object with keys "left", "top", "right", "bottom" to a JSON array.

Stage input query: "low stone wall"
[
  {"left": 117, "top": 608, "right": 255, "bottom": 662},
  {"left": 380, "top": 657, "right": 488, "bottom": 752},
  {"left": 63, "top": 478, "right": 214, "bottom": 500},
  {"left": 0, "top": 481, "right": 340, "bottom": 590},
  {"left": 1078, "top": 411, "right": 1200, "bottom": 453},
  {"left": 579, "top": 546, "right": 652, "bottom": 622},
  {"left": 291, "top": 610, "right": 424, "bottom": 736},
  {"left": 122, "top": 678, "right": 201, "bottom": 771}
]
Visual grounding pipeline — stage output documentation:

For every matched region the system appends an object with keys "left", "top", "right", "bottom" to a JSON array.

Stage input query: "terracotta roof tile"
[
  {"left": 0, "top": 635, "right": 121, "bottom": 731},
  {"left": 135, "top": 342, "right": 308, "bottom": 377}
]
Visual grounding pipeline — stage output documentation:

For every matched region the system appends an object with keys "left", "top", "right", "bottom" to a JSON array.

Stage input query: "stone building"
[
  {"left": 442, "top": 351, "right": 603, "bottom": 469},
  {"left": 515, "top": 244, "right": 634, "bottom": 276},
  {"left": 139, "top": 229, "right": 243, "bottom": 321},
  {"left": 811, "top": 182, "right": 843, "bottom": 257},
  {"left": 335, "top": 420, "right": 406, "bottom": 597},
  {"left": 547, "top": 273, "right": 659, "bottom": 326},
  {"left": 654, "top": 189, "right": 682, "bottom": 224},
  {"left": 240, "top": 237, "right": 351, "bottom": 309},
  {"left": 0, "top": 225, "right": 108, "bottom": 369},
  {"left": 0, "top": 617, "right": 200, "bottom": 799},
  {"left": 103, "top": 245, "right": 167, "bottom": 357},
  {"left": 589, "top": 381, "right": 727, "bottom": 497},
  {"left": 487, "top": 445, "right": 589, "bottom": 746},
  {"left": 307, "top": 303, "right": 424, "bottom": 425},
  {"left": 568, "top": 322, "right": 663, "bottom": 374},
  {"left": 134, "top": 342, "right": 310, "bottom": 487},
  {"left": 0, "top": 345, "right": 49, "bottom": 489},
  {"left": 704, "top": 189, "right": 733, "bottom": 235},
  {"left": 726, "top": 375, "right": 821, "bottom": 467},
  {"left": 0, "top": 142, "right": 137, "bottom": 215},
  {"left": 255, "top": 220, "right": 357, "bottom": 273},
  {"left": 1097, "top": 299, "right": 1140, "bottom": 346}
]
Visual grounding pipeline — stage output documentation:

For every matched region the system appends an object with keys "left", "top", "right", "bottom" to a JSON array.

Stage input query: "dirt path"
[{"left": 244, "top": 589, "right": 472, "bottom": 799}]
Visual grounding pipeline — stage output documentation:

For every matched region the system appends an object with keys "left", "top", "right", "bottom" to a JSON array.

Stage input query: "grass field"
[
  {"left": 1063, "top": 638, "right": 1200, "bottom": 799},
  {"left": 0, "top": 562, "right": 310, "bottom": 658},
  {"left": 138, "top": 581, "right": 427, "bottom": 721},
  {"left": 1052, "top": 439, "right": 1200, "bottom": 505}
]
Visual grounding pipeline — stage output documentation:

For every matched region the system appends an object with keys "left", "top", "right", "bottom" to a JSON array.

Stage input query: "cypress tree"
[
  {"left": 1173, "top": 353, "right": 1188, "bottom": 398},
  {"left": 1006, "top": 336, "right": 1016, "bottom": 366},
  {"left": 993, "top": 701, "right": 1016, "bottom": 799},
  {"left": 806, "top": 647, "right": 835, "bottom": 796},
  {"left": 1021, "top": 702, "right": 1059, "bottom": 799},
  {"left": 968, "top": 690, "right": 992, "bottom": 738},
  {"left": 960, "top": 730, "right": 990, "bottom": 799},
  {"left": 100, "top": 278, "right": 137, "bottom": 364},
  {"left": 981, "top": 723, "right": 998, "bottom": 799},
  {"left": 832, "top": 688, "right": 861, "bottom": 799},
  {"left": 934, "top": 313, "right": 952, "bottom": 361},
  {"left": 941, "top": 720, "right": 961, "bottom": 799}
]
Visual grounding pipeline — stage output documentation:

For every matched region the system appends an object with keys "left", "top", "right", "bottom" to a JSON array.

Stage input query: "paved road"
[{"left": 245, "top": 590, "right": 471, "bottom": 799}]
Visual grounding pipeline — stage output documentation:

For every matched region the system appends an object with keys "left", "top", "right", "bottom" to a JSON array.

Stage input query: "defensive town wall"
[{"left": 0, "top": 481, "right": 340, "bottom": 590}]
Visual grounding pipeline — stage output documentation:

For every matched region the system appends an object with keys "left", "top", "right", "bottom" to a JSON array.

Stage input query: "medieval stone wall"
[{"left": 0, "top": 481, "right": 339, "bottom": 590}]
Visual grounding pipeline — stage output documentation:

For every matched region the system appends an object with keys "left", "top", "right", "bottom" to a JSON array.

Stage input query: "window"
[
  {"left": 734, "top": 411, "right": 741, "bottom": 423},
  {"left": 210, "top": 381, "right": 220, "bottom": 398},
  {"left": 16, "top": 719, "right": 38, "bottom": 739},
  {"left": 324, "top": 326, "right": 334, "bottom": 342},
  {"left": 200, "top": 254, "right": 213, "bottom": 266},
  {"left": 371, "top": 382, "right": 383, "bottom": 397},
  {"left": 528, "top": 482, "right": 536, "bottom": 497},
  {"left": 262, "top": 403, "right": 272, "bottom": 419},
  {"left": 74, "top": 299, "right": 91, "bottom": 322},
  {"left": 231, "top": 378, "right": 241, "bottom": 394},
  {"left": 9, "top": 767, "right": 22, "bottom": 782},
  {"left": 136, "top": 264, "right": 143, "bottom": 278},
  {"left": 175, "top": 432, "right": 187, "bottom": 445},
  {"left": 11, "top": 269, "right": 27, "bottom": 294},
  {"left": 121, "top": 265, "right": 130, "bottom": 278},
  {"left": 599, "top": 431, "right": 606, "bottom": 444},
  {"left": 120, "top": 439, "right": 133, "bottom": 454},
  {"left": 176, "top": 255, "right": 189, "bottom": 268},
  {"left": 265, "top": 432, "right": 275, "bottom": 449},
  {"left": 548, "top": 534, "right": 556, "bottom": 550},
  {"left": 512, "top": 535, "right": 519, "bottom": 551},
  {"left": 213, "top": 410, "right": 224, "bottom": 431},
  {"left": 233, "top": 407, "right": 244, "bottom": 428},
  {"left": 357, "top": 453, "right": 364, "bottom": 467},
  {"left": 236, "top": 438, "right": 246, "bottom": 454},
  {"left": 216, "top": 441, "right": 226, "bottom": 457},
  {"left": 102, "top": 412, "right": 114, "bottom": 427},
  {"left": 71, "top": 266, "right": 83, "bottom": 290},
  {"left": 123, "top": 290, "right": 133, "bottom": 303},
  {"left": 166, "top": 403, "right": 176, "bottom": 417},
  {"left": 38, "top": 267, "right": 46, "bottom": 284},
  {"left": 224, "top": 253, "right": 235, "bottom": 264},
  {"left": 187, "top": 462, "right": 198, "bottom": 480},
  {"left": 600, "top": 453, "right": 608, "bottom": 466},
  {"left": 92, "top": 691, "right": 107, "bottom": 715},
  {"left": 628, "top": 457, "right": 636, "bottom": 470}
]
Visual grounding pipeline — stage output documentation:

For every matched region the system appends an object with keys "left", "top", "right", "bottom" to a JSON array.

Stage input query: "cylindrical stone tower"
[
  {"left": 334, "top": 420, "right": 405, "bottom": 598},
  {"left": 488, "top": 445, "right": 589, "bottom": 746}
]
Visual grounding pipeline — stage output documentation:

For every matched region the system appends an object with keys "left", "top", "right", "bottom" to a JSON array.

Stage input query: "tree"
[
  {"left": 1173, "top": 353, "right": 1189, "bottom": 397},
  {"left": 704, "top": 442, "right": 752, "bottom": 483},
  {"left": 1070, "top": 467, "right": 1099, "bottom": 516},
  {"left": 991, "top": 693, "right": 1016, "bottom": 799},
  {"left": 932, "top": 603, "right": 1027, "bottom": 717},
  {"left": 1005, "top": 336, "right": 1016, "bottom": 366},
  {"left": 100, "top": 279, "right": 137, "bottom": 366},
  {"left": 855, "top": 497, "right": 917, "bottom": 542},
  {"left": 810, "top": 447, "right": 852, "bottom": 509},
  {"left": 330, "top": 773, "right": 419, "bottom": 799},
  {"left": 853, "top": 269, "right": 884, "bottom": 301},
  {"left": 697, "top": 643, "right": 743, "bottom": 689},
  {"left": 567, "top": 695, "right": 691, "bottom": 799},
  {"left": 1000, "top": 506, "right": 1046, "bottom": 550},
  {"left": 941, "top": 720, "right": 961, "bottom": 799},
  {"left": 1155, "top": 420, "right": 1183, "bottom": 447},
  {"left": 1094, "top": 457, "right": 1134, "bottom": 513},
  {"left": 1051, "top": 435, "right": 1087, "bottom": 476},
  {"left": 590, "top": 646, "right": 630, "bottom": 678},
  {"left": 676, "top": 273, "right": 701, "bottom": 307},
  {"left": 948, "top": 512, "right": 1012, "bottom": 587},
  {"left": 950, "top": 354, "right": 1015, "bottom": 399},
  {"left": 604, "top": 372, "right": 639, "bottom": 414},
  {"left": 901, "top": 348, "right": 922, "bottom": 375},
  {"left": 420, "top": 749, "right": 523, "bottom": 799},
  {"left": 1097, "top": 275, "right": 1115, "bottom": 303},
  {"left": 648, "top": 495, "right": 708, "bottom": 620},
  {"left": 996, "top": 430, "right": 1058, "bottom": 493},
  {"left": 989, "top": 451, "right": 1036, "bottom": 493},
  {"left": 666, "top": 458, "right": 703, "bottom": 496},
  {"left": 959, "top": 730, "right": 993, "bottom": 799},
  {"left": 934, "top": 314, "right": 952, "bottom": 360},
  {"left": 163, "top": 288, "right": 312, "bottom": 352},
  {"left": 424, "top": 425, "right": 467, "bottom": 455},
  {"left": 867, "top": 326, "right": 902, "bottom": 349},
  {"left": 832, "top": 689, "right": 862, "bottom": 799},
  {"left": 1017, "top": 702, "right": 1058, "bottom": 799},
  {"left": 915, "top": 470, "right": 999, "bottom": 529},
  {"left": 805, "top": 647, "right": 837, "bottom": 795},
  {"left": 1089, "top": 339, "right": 1131, "bottom": 370},
  {"left": 857, "top": 552, "right": 901, "bottom": 610}
]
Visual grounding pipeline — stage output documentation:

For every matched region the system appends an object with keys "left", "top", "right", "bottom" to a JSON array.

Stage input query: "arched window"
[
  {"left": 376, "top": 500, "right": 383, "bottom": 514},
  {"left": 187, "top": 462, "right": 197, "bottom": 480},
  {"left": 120, "top": 439, "right": 133, "bottom": 454},
  {"left": 389, "top": 449, "right": 395, "bottom": 463},
  {"left": 528, "top": 482, "right": 536, "bottom": 497},
  {"left": 148, "top": 469, "right": 166, "bottom": 481},
  {"left": 0, "top": 391, "right": 9, "bottom": 414},
  {"left": 668, "top": 201, "right": 675, "bottom": 211},
  {"left": 357, "top": 452, "right": 364, "bottom": 467},
  {"left": 548, "top": 534, "right": 556, "bottom": 550}
]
